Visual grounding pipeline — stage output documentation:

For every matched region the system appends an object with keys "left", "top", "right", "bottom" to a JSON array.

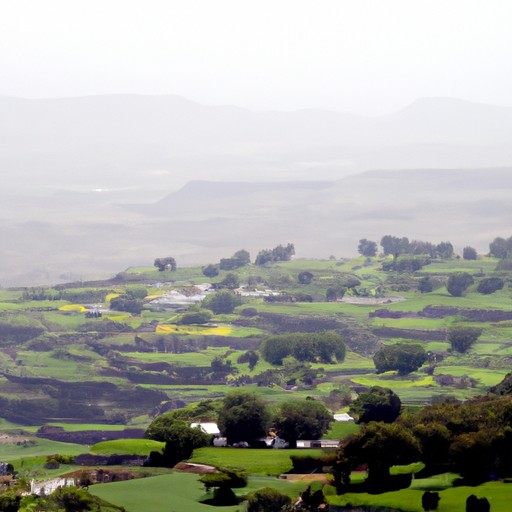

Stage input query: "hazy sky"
[{"left": 1, "top": 0, "right": 512, "bottom": 114}]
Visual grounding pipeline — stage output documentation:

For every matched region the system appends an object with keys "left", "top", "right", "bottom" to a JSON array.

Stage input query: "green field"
[
  {"left": 91, "top": 439, "right": 165, "bottom": 456},
  {"left": 1, "top": 253, "right": 512, "bottom": 511},
  {"left": 90, "top": 472, "right": 307, "bottom": 512},
  {"left": 328, "top": 480, "right": 512, "bottom": 512},
  {"left": 188, "top": 447, "right": 326, "bottom": 475}
]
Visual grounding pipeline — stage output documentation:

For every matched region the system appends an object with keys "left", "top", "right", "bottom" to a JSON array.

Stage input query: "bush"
[
  {"left": 202, "top": 264, "right": 219, "bottom": 277},
  {"left": 463, "top": 246, "right": 478, "bottom": 260},
  {"left": 448, "top": 326, "right": 483, "bottom": 353},
  {"left": 447, "top": 272, "right": 474, "bottom": 297},
  {"left": 477, "top": 277, "right": 504, "bottom": 294},
  {"left": 179, "top": 309, "right": 213, "bottom": 325},
  {"left": 418, "top": 276, "right": 433, "bottom": 293},
  {"left": 246, "top": 487, "right": 291, "bottom": 512},
  {"left": 202, "top": 290, "right": 242, "bottom": 314}
]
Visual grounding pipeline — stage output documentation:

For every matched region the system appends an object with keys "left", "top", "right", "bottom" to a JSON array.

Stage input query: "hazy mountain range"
[{"left": 1, "top": 95, "right": 511, "bottom": 285}]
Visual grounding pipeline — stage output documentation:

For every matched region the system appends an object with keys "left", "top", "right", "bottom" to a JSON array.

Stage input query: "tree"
[
  {"left": 463, "top": 246, "right": 478, "bottom": 260},
  {"left": 326, "top": 284, "right": 346, "bottom": 302},
  {"left": 373, "top": 344, "right": 427, "bottom": 375},
  {"left": 246, "top": 487, "right": 291, "bottom": 512},
  {"left": 109, "top": 295, "right": 144, "bottom": 315},
  {"left": 217, "top": 391, "right": 271, "bottom": 445},
  {"left": 447, "top": 272, "right": 474, "bottom": 296},
  {"left": 358, "top": 239, "right": 378, "bottom": 257},
  {"left": 179, "top": 308, "right": 213, "bottom": 325},
  {"left": 422, "top": 491, "right": 441, "bottom": 511},
  {"left": 380, "top": 235, "right": 409, "bottom": 258},
  {"left": 255, "top": 243, "right": 295, "bottom": 265},
  {"left": 413, "top": 422, "right": 452, "bottom": 469},
  {"left": 298, "top": 271, "right": 314, "bottom": 285},
  {"left": 349, "top": 386, "right": 401, "bottom": 424},
  {"left": 237, "top": 350, "right": 259, "bottom": 370},
  {"left": 202, "top": 264, "right": 219, "bottom": 278},
  {"left": 154, "top": 256, "right": 176, "bottom": 272},
  {"left": 418, "top": 276, "right": 433, "bottom": 293},
  {"left": 274, "top": 399, "right": 333, "bottom": 448},
  {"left": 436, "top": 241, "right": 454, "bottom": 259},
  {"left": 199, "top": 469, "right": 247, "bottom": 506},
  {"left": 447, "top": 326, "right": 483, "bottom": 353},
  {"left": 233, "top": 249, "right": 251, "bottom": 266},
  {"left": 216, "top": 272, "right": 239, "bottom": 289},
  {"left": 344, "top": 422, "right": 420, "bottom": 490},
  {"left": 202, "top": 290, "right": 242, "bottom": 314},
  {"left": 466, "top": 495, "right": 490, "bottom": 512},
  {"left": 489, "top": 236, "right": 510, "bottom": 259},
  {"left": 145, "top": 415, "right": 211, "bottom": 467}
]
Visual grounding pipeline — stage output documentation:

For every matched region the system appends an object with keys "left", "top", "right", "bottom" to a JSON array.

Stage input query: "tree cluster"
[
  {"left": 255, "top": 243, "right": 295, "bottom": 265},
  {"left": 202, "top": 290, "right": 242, "bottom": 314},
  {"left": 154, "top": 256, "right": 176, "bottom": 272},
  {"left": 338, "top": 389, "right": 512, "bottom": 494},
  {"left": 219, "top": 249, "right": 251, "bottom": 271},
  {"left": 380, "top": 236, "right": 453, "bottom": 260},
  {"left": 349, "top": 386, "right": 402, "bottom": 424},
  {"left": 260, "top": 332, "right": 346, "bottom": 365},
  {"left": 489, "top": 235, "right": 512, "bottom": 259},
  {"left": 373, "top": 343, "right": 427, "bottom": 375},
  {"left": 274, "top": 399, "right": 332, "bottom": 448},
  {"left": 109, "top": 286, "right": 148, "bottom": 315}
]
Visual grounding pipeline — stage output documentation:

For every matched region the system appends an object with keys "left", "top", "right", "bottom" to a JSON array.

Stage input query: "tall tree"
[
  {"left": 463, "top": 246, "right": 477, "bottom": 260},
  {"left": 154, "top": 256, "right": 176, "bottom": 271},
  {"left": 358, "top": 239, "right": 378, "bottom": 257},
  {"left": 218, "top": 391, "right": 271, "bottom": 445},
  {"left": 344, "top": 422, "right": 420, "bottom": 490},
  {"left": 274, "top": 399, "right": 333, "bottom": 448},
  {"left": 447, "top": 326, "right": 482, "bottom": 353},
  {"left": 349, "top": 386, "right": 401, "bottom": 424}
]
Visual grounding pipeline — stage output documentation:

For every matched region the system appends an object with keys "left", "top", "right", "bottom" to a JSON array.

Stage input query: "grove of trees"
[
  {"left": 260, "top": 332, "right": 346, "bottom": 365},
  {"left": 273, "top": 399, "right": 332, "bottom": 448},
  {"left": 153, "top": 256, "right": 176, "bottom": 272},
  {"left": 255, "top": 243, "right": 295, "bottom": 265},
  {"left": 373, "top": 343, "right": 427, "bottom": 375},
  {"left": 202, "top": 290, "right": 242, "bottom": 314},
  {"left": 349, "top": 386, "right": 402, "bottom": 424}
]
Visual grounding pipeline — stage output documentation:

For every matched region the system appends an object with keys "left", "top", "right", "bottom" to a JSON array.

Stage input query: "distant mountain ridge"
[{"left": 1, "top": 94, "right": 512, "bottom": 192}]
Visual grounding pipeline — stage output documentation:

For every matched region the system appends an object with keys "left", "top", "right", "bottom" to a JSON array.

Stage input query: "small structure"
[
  {"left": 30, "top": 477, "right": 75, "bottom": 496},
  {"left": 333, "top": 413, "right": 354, "bottom": 422},
  {"left": 190, "top": 422, "right": 220, "bottom": 436},
  {"left": 296, "top": 440, "right": 340, "bottom": 448}
]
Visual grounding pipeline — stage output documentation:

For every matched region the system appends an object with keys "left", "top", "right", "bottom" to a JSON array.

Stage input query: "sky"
[{"left": 1, "top": 0, "right": 512, "bottom": 115}]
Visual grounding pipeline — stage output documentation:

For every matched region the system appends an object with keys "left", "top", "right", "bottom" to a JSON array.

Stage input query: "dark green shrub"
[{"left": 477, "top": 277, "right": 504, "bottom": 294}]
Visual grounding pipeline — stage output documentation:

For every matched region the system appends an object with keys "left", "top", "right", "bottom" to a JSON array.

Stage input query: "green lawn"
[
  {"left": 188, "top": 447, "right": 325, "bottom": 475},
  {"left": 0, "top": 437, "right": 86, "bottom": 461},
  {"left": 91, "top": 439, "right": 165, "bottom": 456},
  {"left": 328, "top": 480, "right": 512, "bottom": 512},
  {"left": 90, "top": 472, "right": 307, "bottom": 512}
]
